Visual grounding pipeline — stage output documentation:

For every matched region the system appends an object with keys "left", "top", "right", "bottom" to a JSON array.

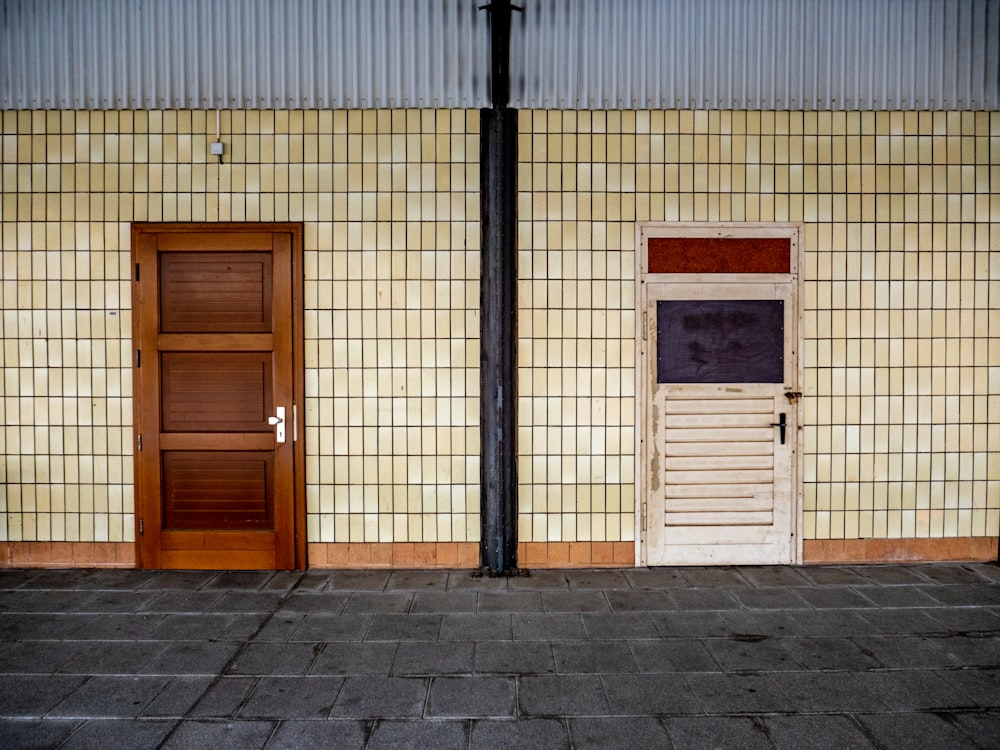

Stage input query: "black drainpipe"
[{"left": 479, "top": 1, "right": 520, "bottom": 574}]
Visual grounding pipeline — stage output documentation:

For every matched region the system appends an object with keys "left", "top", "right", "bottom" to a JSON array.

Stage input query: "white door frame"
[{"left": 635, "top": 222, "right": 804, "bottom": 566}]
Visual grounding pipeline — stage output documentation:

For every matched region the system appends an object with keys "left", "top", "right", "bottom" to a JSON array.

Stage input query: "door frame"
[
  {"left": 130, "top": 222, "right": 307, "bottom": 570},
  {"left": 635, "top": 222, "right": 804, "bottom": 566}
]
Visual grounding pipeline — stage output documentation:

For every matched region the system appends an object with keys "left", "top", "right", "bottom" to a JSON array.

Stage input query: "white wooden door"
[{"left": 640, "top": 270, "right": 801, "bottom": 565}]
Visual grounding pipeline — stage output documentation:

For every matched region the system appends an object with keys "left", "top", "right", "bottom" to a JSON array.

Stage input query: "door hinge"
[
  {"left": 135, "top": 350, "right": 140, "bottom": 367},
  {"left": 139, "top": 519, "right": 144, "bottom": 536},
  {"left": 137, "top": 434, "right": 142, "bottom": 451},
  {"left": 135, "top": 262, "right": 140, "bottom": 282},
  {"left": 293, "top": 404, "right": 298, "bottom": 441},
  {"left": 642, "top": 311, "right": 648, "bottom": 340},
  {"left": 641, "top": 502, "right": 647, "bottom": 531}
]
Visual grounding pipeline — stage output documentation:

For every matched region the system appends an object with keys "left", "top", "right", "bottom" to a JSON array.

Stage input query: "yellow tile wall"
[
  {"left": 516, "top": 109, "right": 999, "bottom": 544},
  {"left": 0, "top": 109, "right": 481, "bottom": 546}
]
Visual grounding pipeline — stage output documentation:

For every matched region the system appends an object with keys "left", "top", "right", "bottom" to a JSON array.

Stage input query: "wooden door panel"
[
  {"left": 162, "top": 451, "right": 273, "bottom": 530},
  {"left": 160, "top": 252, "right": 273, "bottom": 332},
  {"left": 132, "top": 223, "right": 304, "bottom": 570},
  {"left": 160, "top": 353, "right": 272, "bottom": 432}
]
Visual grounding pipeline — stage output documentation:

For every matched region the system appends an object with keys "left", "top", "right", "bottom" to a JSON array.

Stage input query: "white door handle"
[{"left": 268, "top": 406, "right": 286, "bottom": 443}]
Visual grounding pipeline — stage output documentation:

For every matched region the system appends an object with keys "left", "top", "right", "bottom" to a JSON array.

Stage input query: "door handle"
[
  {"left": 268, "top": 406, "right": 286, "bottom": 444},
  {"left": 770, "top": 412, "right": 786, "bottom": 444}
]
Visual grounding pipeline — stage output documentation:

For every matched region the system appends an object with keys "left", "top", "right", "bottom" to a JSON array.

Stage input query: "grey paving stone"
[
  {"left": 286, "top": 613, "right": 372, "bottom": 641},
  {"left": 139, "top": 591, "right": 224, "bottom": 613},
  {"left": 439, "top": 613, "right": 513, "bottom": 641},
  {"left": 392, "top": 642, "right": 475, "bottom": 675},
  {"left": 448, "top": 571, "right": 510, "bottom": 590},
  {"left": 855, "top": 565, "right": 932, "bottom": 585},
  {"left": 387, "top": 570, "right": 450, "bottom": 590},
  {"left": 475, "top": 642, "right": 555, "bottom": 674},
  {"left": 910, "top": 564, "right": 993, "bottom": 585},
  {"left": 623, "top": 567, "right": 688, "bottom": 589},
  {"left": 146, "top": 613, "right": 264, "bottom": 641},
  {"left": 366, "top": 613, "right": 442, "bottom": 641},
  {"left": 265, "top": 719, "right": 370, "bottom": 749},
  {"left": 140, "top": 676, "right": 214, "bottom": 717},
  {"left": 203, "top": 572, "right": 276, "bottom": 591},
  {"left": 790, "top": 609, "right": 879, "bottom": 637},
  {"left": 763, "top": 714, "right": 876, "bottom": 749},
  {"left": 702, "top": 636, "right": 800, "bottom": 671},
  {"left": 326, "top": 570, "right": 391, "bottom": 591},
  {"left": 262, "top": 571, "right": 309, "bottom": 592},
  {"left": 226, "top": 642, "right": 321, "bottom": 675},
  {"left": 858, "top": 608, "right": 949, "bottom": 634},
  {"left": 518, "top": 674, "right": 610, "bottom": 716},
  {"left": 794, "top": 587, "right": 878, "bottom": 609},
  {"left": 48, "top": 676, "right": 172, "bottom": 718},
  {"left": 412, "top": 590, "right": 478, "bottom": 613},
  {"left": 732, "top": 587, "right": 811, "bottom": 610},
  {"left": 367, "top": 719, "right": 468, "bottom": 749},
  {"left": 0, "top": 612, "right": 96, "bottom": 640},
  {"left": 936, "top": 668, "right": 1000, "bottom": 708},
  {"left": 0, "top": 719, "right": 82, "bottom": 749},
  {"left": 239, "top": 675, "right": 343, "bottom": 718},
  {"left": 60, "top": 640, "right": 164, "bottom": 675},
  {"left": 309, "top": 642, "right": 397, "bottom": 675},
  {"left": 851, "top": 585, "right": 940, "bottom": 608},
  {"left": 649, "top": 610, "right": 732, "bottom": 638},
  {"left": 569, "top": 716, "right": 672, "bottom": 749},
  {"left": 79, "top": 590, "right": 162, "bottom": 613},
  {"left": 777, "top": 636, "right": 882, "bottom": 670},
  {"left": 161, "top": 719, "right": 275, "bottom": 749},
  {"left": 669, "top": 589, "right": 741, "bottom": 610},
  {"left": 471, "top": 718, "right": 570, "bottom": 749},
  {"left": 681, "top": 567, "right": 750, "bottom": 587},
  {"left": 685, "top": 673, "right": 789, "bottom": 713},
  {"left": 797, "top": 567, "right": 869, "bottom": 586},
  {"left": 0, "top": 640, "right": 89, "bottom": 673},
  {"left": 427, "top": 676, "right": 516, "bottom": 718},
  {"left": 188, "top": 677, "right": 257, "bottom": 718},
  {"left": 141, "top": 571, "right": 217, "bottom": 590},
  {"left": 720, "top": 610, "right": 802, "bottom": 638},
  {"left": 738, "top": 566, "right": 811, "bottom": 587},
  {"left": 142, "top": 641, "right": 242, "bottom": 675},
  {"left": 341, "top": 592, "right": 412, "bottom": 613},
  {"left": 920, "top": 584, "right": 1000, "bottom": 607},
  {"left": 565, "top": 570, "right": 630, "bottom": 590},
  {"left": 604, "top": 589, "right": 674, "bottom": 611},
  {"left": 926, "top": 606, "right": 1000, "bottom": 633},
  {"left": 582, "top": 611, "right": 659, "bottom": 639},
  {"left": 478, "top": 591, "right": 544, "bottom": 613},
  {"left": 946, "top": 709, "right": 1000, "bottom": 748},
  {"left": 934, "top": 635, "right": 1000, "bottom": 668},
  {"left": 71, "top": 613, "right": 165, "bottom": 640},
  {"left": 0, "top": 675, "right": 88, "bottom": 717},
  {"left": 603, "top": 673, "right": 703, "bottom": 715},
  {"left": 252, "top": 614, "right": 305, "bottom": 641},
  {"left": 331, "top": 676, "right": 428, "bottom": 718},
  {"left": 209, "top": 592, "right": 284, "bottom": 613},
  {"left": 855, "top": 670, "right": 978, "bottom": 710},
  {"left": 664, "top": 716, "right": 774, "bottom": 750},
  {"left": 851, "top": 634, "right": 961, "bottom": 668},
  {"left": 773, "top": 671, "right": 887, "bottom": 712},
  {"left": 512, "top": 613, "right": 587, "bottom": 640},
  {"left": 84, "top": 570, "right": 160, "bottom": 591},
  {"left": 58, "top": 718, "right": 178, "bottom": 749},
  {"left": 856, "top": 712, "right": 980, "bottom": 750},
  {"left": 508, "top": 570, "right": 569, "bottom": 590},
  {"left": 0, "top": 590, "right": 97, "bottom": 613},
  {"left": 541, "top": 591, "right": 610, "bottom": 612},
  {"left": 276, "top": 593, "right": 350, "bottom": 614},
  {"left": 629, "top": 639, "right": 721, "bottom": 673},
  {"left": 552, "top": 641, "right": 638, "bottom": 674}
]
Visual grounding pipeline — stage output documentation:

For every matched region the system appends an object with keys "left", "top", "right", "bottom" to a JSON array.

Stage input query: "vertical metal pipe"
[{"left": 480, "top": 1, "right": 519, "bottom": 573}]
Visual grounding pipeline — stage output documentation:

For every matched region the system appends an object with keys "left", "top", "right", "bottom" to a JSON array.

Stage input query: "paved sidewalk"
[{"left": 0, "top": 563, "right": 998, "bottom": 749}]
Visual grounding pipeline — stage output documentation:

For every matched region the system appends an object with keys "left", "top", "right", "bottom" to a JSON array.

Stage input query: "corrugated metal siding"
[
  {"left": 2, "top": 0, "right": 997, "bottom": 111},
  {"left": 512, "top": 0, "right": 1000, "bottom": 110},
  {"left": 0, "top": 0, "right": 491, "bottom": 109}
]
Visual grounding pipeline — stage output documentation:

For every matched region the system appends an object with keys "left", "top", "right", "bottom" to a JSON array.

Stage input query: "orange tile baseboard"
[
  {"left": 1, "top": 542, "right": 136, "bottom": 568},
  {"left": 308, "top": 542, "right": 480, "bottom": 569},
  {"left": 803, "top": 537, "right": 999, "bottom": 564},
  {"left": 518, "top": 541, "right": 636, "bottom": 568}
]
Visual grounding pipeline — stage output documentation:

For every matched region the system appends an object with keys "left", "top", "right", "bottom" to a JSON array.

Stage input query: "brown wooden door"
[{"left": 132, "top": 224, "right": 305, "bottom": 570}]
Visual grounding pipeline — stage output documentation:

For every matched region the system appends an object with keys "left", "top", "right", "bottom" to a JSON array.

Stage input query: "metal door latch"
[
  {"left": 770, "top": 412, "right": 787, "bottom": 444},
  {"left": 268, "top": 406, "right": 286, "bottom": 444},
  {"left": 784, "top": 391, "right": 802, "bottom": 404}
]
